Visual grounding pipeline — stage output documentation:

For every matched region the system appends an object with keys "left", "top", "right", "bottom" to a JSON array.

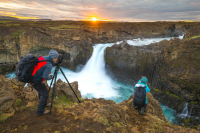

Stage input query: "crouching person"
[
  {"left": 31, "top": 49, "right": 59, "bottom": 115},
  {"left": 133, "top": 76, "right": 150, "bottom": 115}
]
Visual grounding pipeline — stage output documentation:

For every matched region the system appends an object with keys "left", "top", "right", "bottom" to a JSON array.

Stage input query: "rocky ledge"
[
  {"left": 1, "top": 21, "right": 200, "bottom": 74},
  {"left": 0, "top": 75, "right": 200, "bottom": 132},
  {"left": 105, "top": 27, "right": 200, "bottom": 128}
]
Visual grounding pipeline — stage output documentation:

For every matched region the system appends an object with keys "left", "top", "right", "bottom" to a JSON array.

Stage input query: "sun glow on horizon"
[
  {"left": 91, "top": 17, "right": 97, "bottom": 21},
  {"left": 84, "top": 16, "right": 113, "bottom": 22}
]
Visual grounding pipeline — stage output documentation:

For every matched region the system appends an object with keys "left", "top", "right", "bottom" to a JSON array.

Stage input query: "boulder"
[
  {"left": 52, "top": 79, "right": 81, "bottom": 102},
  {"left": 0, "top": 76, "right": 17, "bottom": 120},
  {"left": 0, "top": 87, "right": 16, "bottom": 115},
  {"left": 22, "top": 85, "right": 38, "bottom": 104},
  {"left": 94, "top": 104, "right": 126, "bottom": 125},
  {"left": 0, "top": 75, "right": 26, "bottom": 120}
]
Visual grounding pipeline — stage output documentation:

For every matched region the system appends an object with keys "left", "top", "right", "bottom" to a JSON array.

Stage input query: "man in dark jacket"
[{"left": 31, "top": 49, "right": 59, "bottom": 115}]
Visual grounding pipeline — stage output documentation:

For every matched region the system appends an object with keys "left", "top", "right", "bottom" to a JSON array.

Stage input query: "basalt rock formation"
[
  {"left": 105, "top": 27, "right": 200, "bottom": 128},
  {"left": 0, "top": 76, "right": 200, "bottom": 132},
  {"left": 1, "top": 21, "right": 200, "bottom": 74}
]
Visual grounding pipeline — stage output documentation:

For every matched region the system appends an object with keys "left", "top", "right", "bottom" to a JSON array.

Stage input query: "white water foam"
[{"left": 127, "top": 35, "right": 184, "bottom": 46}]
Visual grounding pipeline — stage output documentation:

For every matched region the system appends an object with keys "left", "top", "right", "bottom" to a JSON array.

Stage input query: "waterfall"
[
  {"left": 179, "top": 103, "right": 189, "bottom": 118},
  {"left": 189, "top": 105, "right": 194, "bottom": 116}
]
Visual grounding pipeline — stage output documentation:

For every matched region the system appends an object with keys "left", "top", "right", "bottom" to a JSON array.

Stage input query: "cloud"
[{"left": 0, "top": 0, "right": 199, "bottom": 21}]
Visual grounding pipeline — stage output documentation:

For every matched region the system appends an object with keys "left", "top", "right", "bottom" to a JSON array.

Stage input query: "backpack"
[
  {"left": 133, "top": 84, "right": 146, "bottom": 108},
  {"left": 15, "top": 54, "right": 49, "bottom": 83}
]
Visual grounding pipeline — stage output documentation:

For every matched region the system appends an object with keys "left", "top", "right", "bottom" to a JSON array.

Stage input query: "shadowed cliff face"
[
  {"left": 0, "top": 21, "right": 199, "bottom": 74},
  {"left": 105, "top": 27, "right": 200, "bottom": 126}
]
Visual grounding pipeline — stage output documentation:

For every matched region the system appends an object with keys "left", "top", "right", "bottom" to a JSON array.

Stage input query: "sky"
[{"left": 0, "top": 0, "right": 200, "bottom": 22}]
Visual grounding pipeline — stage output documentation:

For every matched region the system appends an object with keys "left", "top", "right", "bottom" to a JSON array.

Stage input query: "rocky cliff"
[
  {"left": 105, "top": 27, "right": 200, "bottom": 127},
  {"left": 0, "top": 76, "right": 200, "bottom": 133},
  {"left": 1, "top": 21, "right": 200, "bottom": 74}
]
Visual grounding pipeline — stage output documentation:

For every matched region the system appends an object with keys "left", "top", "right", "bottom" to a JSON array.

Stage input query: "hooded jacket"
[
  {"left": 32, "top": 56, "right": 53, "bottom": 84},
  {"left": 135, "top": 80, "right": 150, "bottom": 104}
]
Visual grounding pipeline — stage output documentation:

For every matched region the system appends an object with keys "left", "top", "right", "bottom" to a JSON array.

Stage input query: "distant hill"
[
  {"left": 0, "top": 16, "right": 19, "bottom": 20},
  {"left": 0, "top": 15, "right": 51, "bottom": 21}
]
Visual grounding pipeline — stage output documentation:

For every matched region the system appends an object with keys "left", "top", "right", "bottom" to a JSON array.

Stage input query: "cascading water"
[
  {"left": 5, "top": 35, "right": 184, "bottom": 124},
  {"left": 179, "top": 103, "right": 189, "bottom": 118}
]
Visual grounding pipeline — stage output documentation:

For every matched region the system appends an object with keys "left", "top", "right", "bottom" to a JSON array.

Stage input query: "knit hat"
[
  {"left": 49, "top": 49, "right": 59, "bottom": 59},
  {"left": 141, "top": 77, "right": 148, "bottom": 84}
]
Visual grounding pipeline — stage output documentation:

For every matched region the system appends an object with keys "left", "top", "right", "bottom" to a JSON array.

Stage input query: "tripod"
[{"left": 48, "top": 65, "right": 81, "bottom": 115}]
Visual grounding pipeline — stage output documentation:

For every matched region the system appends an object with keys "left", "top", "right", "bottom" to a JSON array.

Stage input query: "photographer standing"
[{"left": 31, "top": 49, "right": 59, "bottom": 115}]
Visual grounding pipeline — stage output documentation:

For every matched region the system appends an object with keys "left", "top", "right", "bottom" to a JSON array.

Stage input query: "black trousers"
[{"left": 32, "top": 83, "right": 49, "bottom": 115}]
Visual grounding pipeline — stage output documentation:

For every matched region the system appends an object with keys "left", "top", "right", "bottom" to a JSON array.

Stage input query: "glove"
[{"left": 49, "top": 75, "right": 52, "bottom": 79}]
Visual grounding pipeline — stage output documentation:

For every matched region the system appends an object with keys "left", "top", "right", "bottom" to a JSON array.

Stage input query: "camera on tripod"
[
  {"left": 55, "top": 54, "right": 63, "bottom": 65},
  {"left": 49, "top": 54, "right": 81, "bottom": 115}
]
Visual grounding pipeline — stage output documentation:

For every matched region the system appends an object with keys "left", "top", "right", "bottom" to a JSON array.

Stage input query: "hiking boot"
[
  {"left": 139, "top": 107, "right": 145, "bottom": 115},
  {"left": 46, "top": 103, "right": 51, "bottom": 107},
  {"left": 36, "top": 110, "right": 50, "bottom": 116}
]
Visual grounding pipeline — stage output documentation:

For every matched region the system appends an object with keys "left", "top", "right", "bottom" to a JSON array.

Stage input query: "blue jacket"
[
  {"left": 33, "top": 56, "right": 53, "bottom": 84},
  {"left": 135, "top": 80, "right": 150, "bottom": 104}
]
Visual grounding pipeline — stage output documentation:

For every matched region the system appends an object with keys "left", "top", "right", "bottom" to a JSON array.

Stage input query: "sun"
[{"left": 91, "top": 17, "right": 97, "bottom": 21}]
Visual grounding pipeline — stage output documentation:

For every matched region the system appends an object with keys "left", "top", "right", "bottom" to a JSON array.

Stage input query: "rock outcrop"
[
  {"left": 0, "top": 74, "right": 80, "bottom": 122},
  {"left": 105, "top": 27, "right": 200, "bottom": 127},
  {"left": 0, "top": 75, "right": 25, "bottom": 121},
  {"left": 53, "top": 79, "right": 81, "bottom": 102}
]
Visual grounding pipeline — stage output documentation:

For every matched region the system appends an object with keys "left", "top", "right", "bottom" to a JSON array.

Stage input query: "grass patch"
[
  {"left": 0, "top": 21, "right": 11, "bottom": 23},
  {"left": 191, "top": 101, "right": 198, "bottom": 105},
  {"left": 20, "top": 106, "right": 26, "bottom": 111},
  {"left": 54, "top": 94, "right": 73, "bottom": 108},
  {"left": 98, "top": 116, "right": 108, "bottom": 125},
  {"left": 12, "top": 30, "right": 24, "bottom": 37},
  {"left": 153, "top": 88, "right": 161, "bottom": 92},
  {"left": 17, "top": 99, "right": 21, "bottom": 106},
  {"left": 114, "top": 122, "right": 121, "bottom": 127},
  {"left": 30, "top": 105, "right": 37, "bottom": 111},
  {"left": 0, "top": 113, "right": 8, "bottom": 122},
  {"left": 49, "top": 25, "right": 80, "bottom": 30},
  {"left": 190, "top": 35, "right": 200, "bottom": 39},
  {"left": 28, "top": 22, "right": 35, "bottom": 25},
  {"left": 23, "top": 125, "right": 28, "bottom": 130},
  {"left": 6, "top": 24, "right": 20, "bottom": 26},
  {"left": 166, "top": 92, "right": 180, "bottom": 100},
  {"left": 128, "top": 100, "right": 133, "bottom": 105}
]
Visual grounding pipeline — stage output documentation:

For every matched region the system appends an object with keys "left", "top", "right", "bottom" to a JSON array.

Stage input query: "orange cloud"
[
  {"left": 2, "top": 15, "right": 40, "bottom": 20},
  {"left": 0, "top": 11, "right": 16, "bottom": 15}
]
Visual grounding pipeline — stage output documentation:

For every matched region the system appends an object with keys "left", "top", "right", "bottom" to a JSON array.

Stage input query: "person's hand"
[{"left": 49, "top": 75, "right": 52, "bottom": 79}]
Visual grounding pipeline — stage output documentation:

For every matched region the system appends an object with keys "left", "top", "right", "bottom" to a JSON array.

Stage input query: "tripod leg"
[
  {"left": 59, "top": 67, "right": 81, "bottom": 103},
  {"left": 49, "top": 69, "right": 58, "bottom": 115},
  {"left": 48, "top": 69, "right": 56, "bottom": 92}
]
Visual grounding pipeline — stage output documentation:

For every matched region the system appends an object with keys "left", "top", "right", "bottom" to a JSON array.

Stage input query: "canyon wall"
[{"left": 0, "top": 21, "right": 199, "bottom": 74}]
